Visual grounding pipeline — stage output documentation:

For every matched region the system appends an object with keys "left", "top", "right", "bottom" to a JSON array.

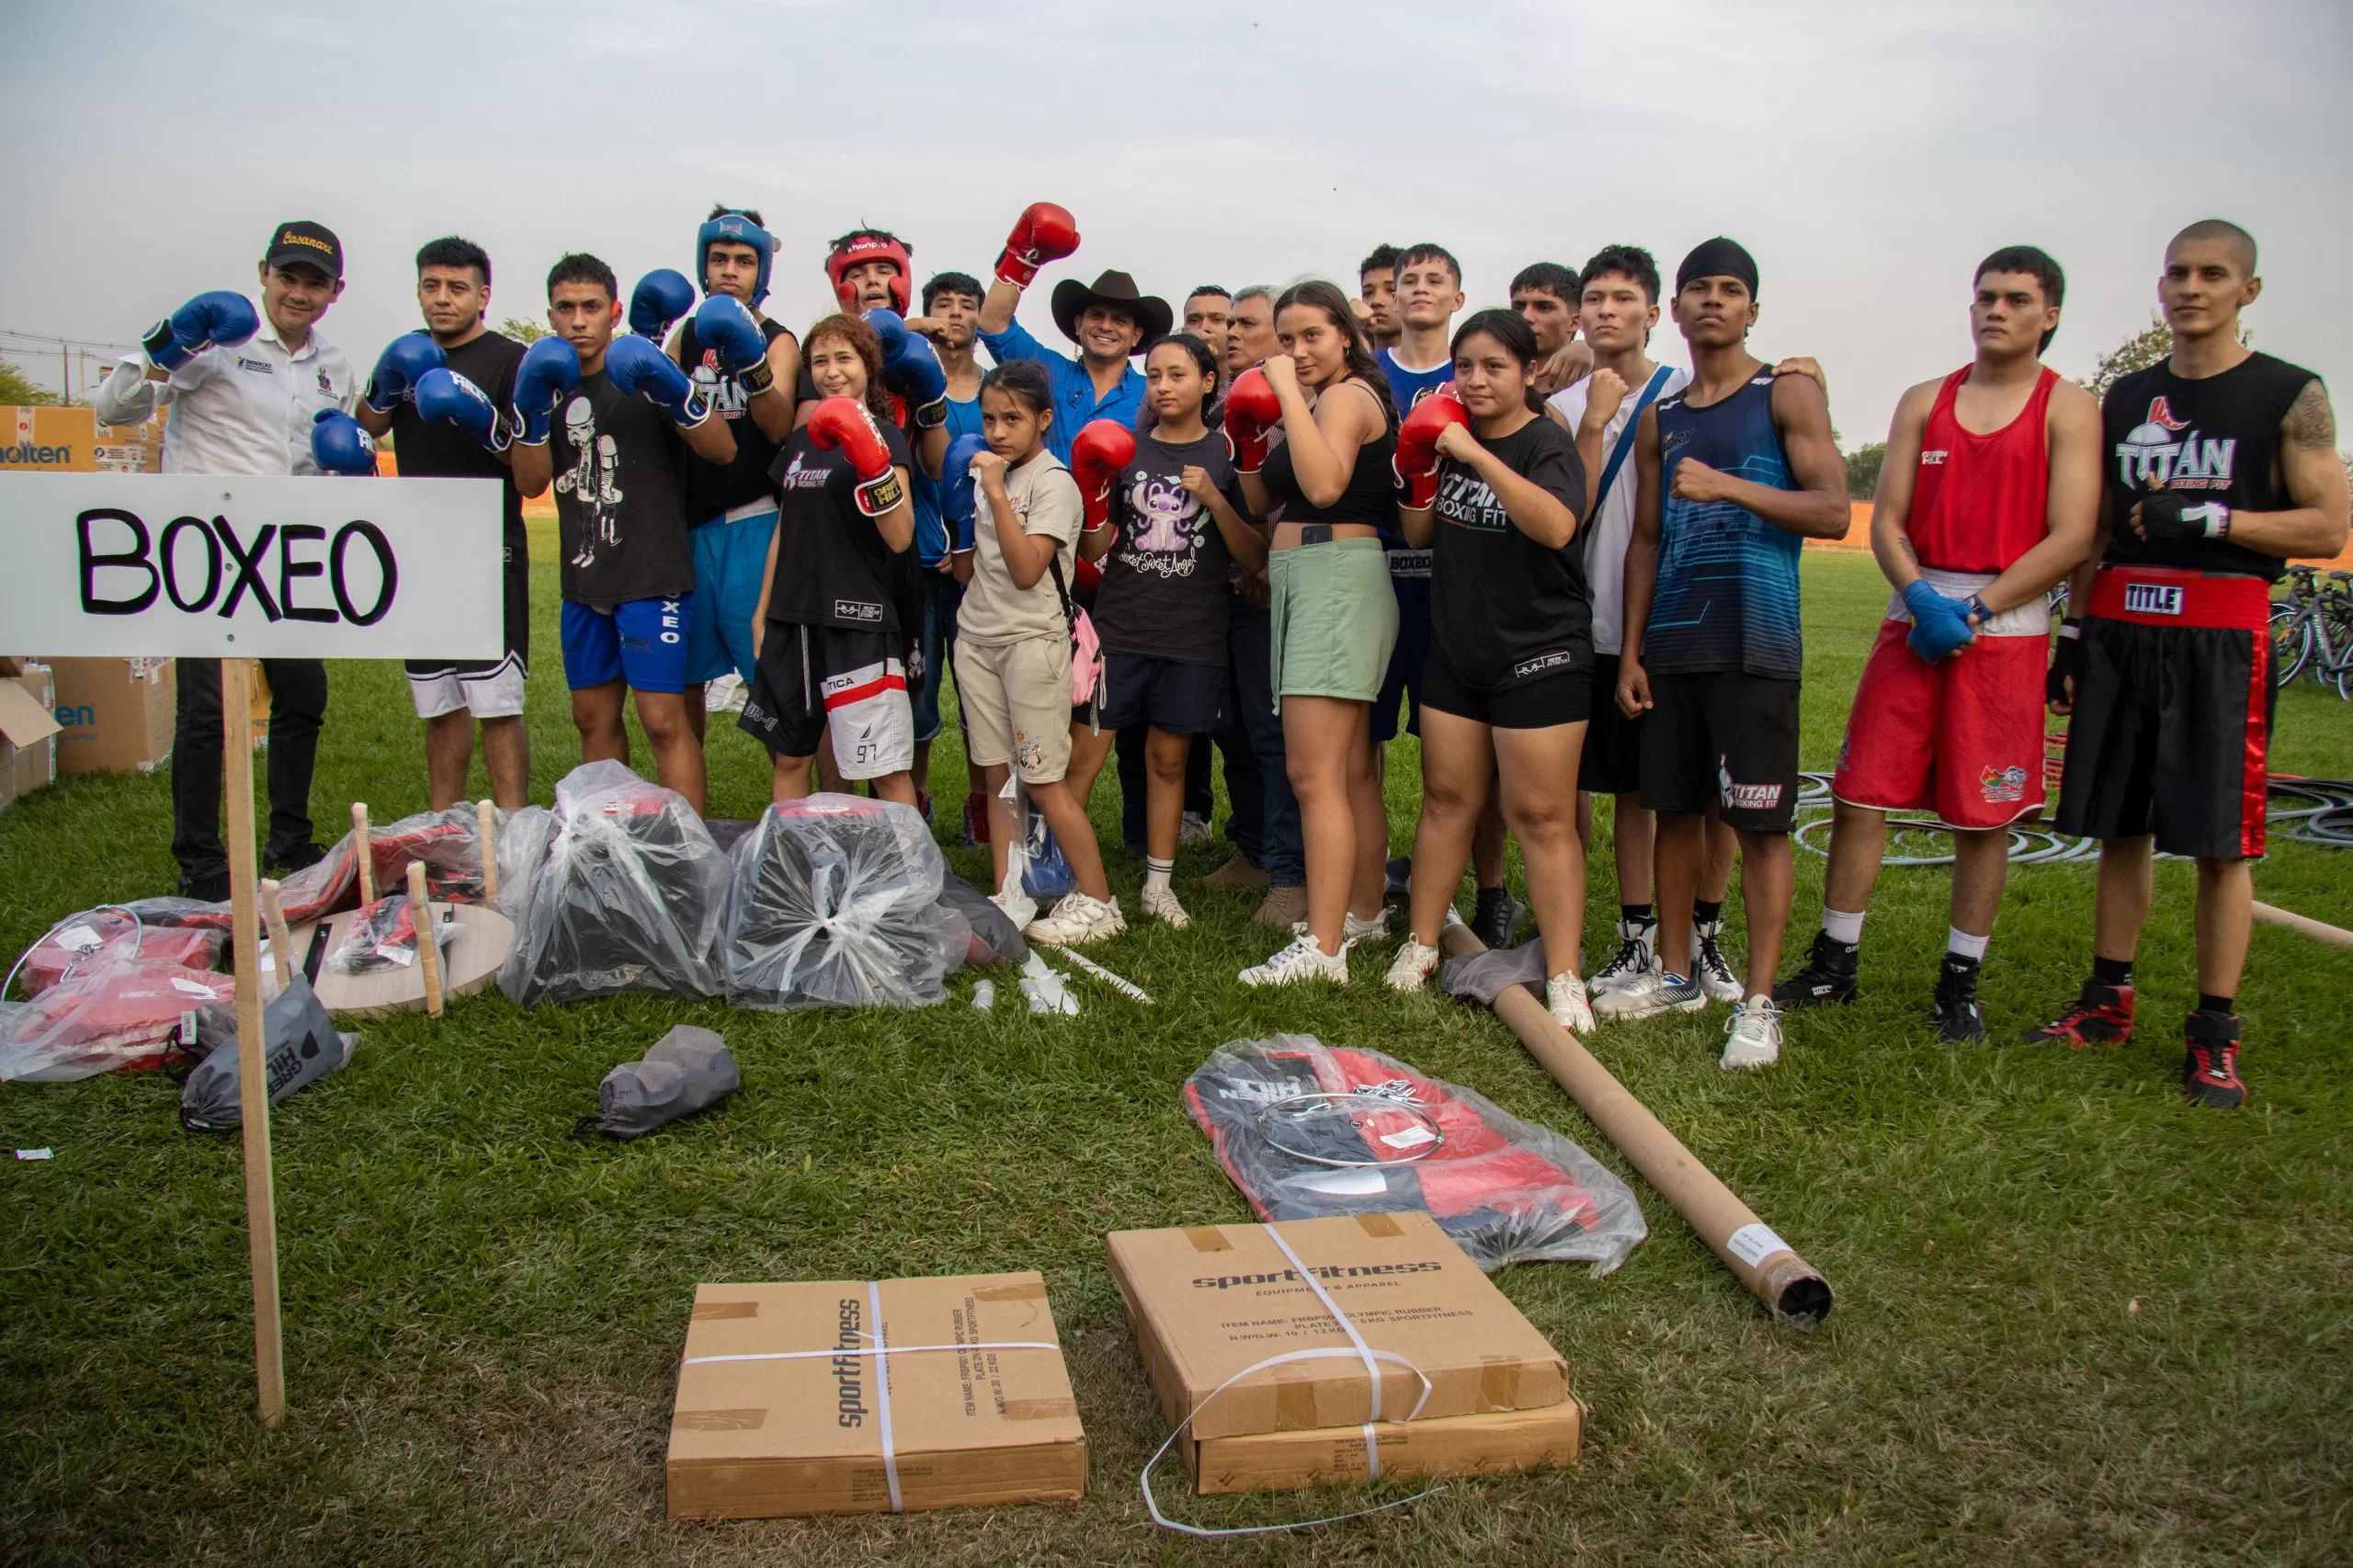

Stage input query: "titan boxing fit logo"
[
  {"left": 2123, "top": 581, "right": 2186, "bottom": 616},
  {"left": 76, "top": 507, "right": 396, "bottom": 625},
  {"left": 1718, "top": 756, "right": 1784, "bottom": 813},
  {"left": 833, "top": 1298, "right": 868, "bottom": 1428},
  {"left": 2116, "top": 395, "right": 2236, "bottom": 491}
]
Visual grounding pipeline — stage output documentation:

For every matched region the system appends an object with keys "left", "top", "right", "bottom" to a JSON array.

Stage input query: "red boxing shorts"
[{"left": 1832, "top": 618, "right": 2050, "bottom": 830}]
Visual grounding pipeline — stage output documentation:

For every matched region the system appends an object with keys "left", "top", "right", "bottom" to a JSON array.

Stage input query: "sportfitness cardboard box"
[
  {"left": 1107, "top": 1210, "right": 1569, "bottom": 1443},
  {"left": 667, "top": 1272, "right": 1088, "bottom": 1519},
  {"left": 1185, "top": 1396, "right": 1584, "bottom": 1494},
  {"left": 0, "top": 664, "right": 59, "bottom": 811},
  {"left": 47, "top": 657, "right": 175, "bottom": 775}
]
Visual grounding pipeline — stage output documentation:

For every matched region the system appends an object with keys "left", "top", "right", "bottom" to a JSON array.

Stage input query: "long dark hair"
[
  {"left": 1143, "top": 332, "right": 1221, "bottom": 417},
  {"left": 1450, "top": 307, "right": 1546, "bottom": 414},
  {"left": 1271, "top": 278, "right": 1395, "bottom": 427},
  {"left": 803, "top": 312, "right": 893, "bottom": 423}
]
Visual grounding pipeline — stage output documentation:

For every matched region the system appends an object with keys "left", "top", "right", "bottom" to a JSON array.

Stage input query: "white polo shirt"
[
  {"left": 1551, "top": 363, "right": 1690, "bottom": 656},
  {"left": 92, "top": 308, "right": 358, "bottom": 477}
]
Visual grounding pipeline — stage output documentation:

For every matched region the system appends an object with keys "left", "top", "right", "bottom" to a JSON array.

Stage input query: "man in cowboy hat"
[{"left": 975, "top": 201, "right": 1168, "bottom": 463}]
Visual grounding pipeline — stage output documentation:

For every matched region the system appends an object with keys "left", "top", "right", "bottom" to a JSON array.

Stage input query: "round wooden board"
[{"left": 276, "top": 903, "right": 516, "bottom": 1018}]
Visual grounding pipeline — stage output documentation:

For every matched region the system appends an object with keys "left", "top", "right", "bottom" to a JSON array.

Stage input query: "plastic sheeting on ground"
[
  {"left": 0, "top": 956, "right": 239, "bottom": 1082},
  {"left": 1183, "top": 1034, "right": 1648, "bottom": 1275}
]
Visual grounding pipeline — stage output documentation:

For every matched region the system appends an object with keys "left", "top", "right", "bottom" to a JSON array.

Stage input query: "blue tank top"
[{"left": 1644, "top": 371, "right": 1802, "bottom": 679}]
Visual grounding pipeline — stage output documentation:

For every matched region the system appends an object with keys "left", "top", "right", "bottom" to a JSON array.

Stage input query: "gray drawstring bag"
[
  {"left": 177, "top": 976, "right": 356, "bottom": 1133},
  {"left": 583, "top": 1026, "right": 739, "bottom": 1141}
]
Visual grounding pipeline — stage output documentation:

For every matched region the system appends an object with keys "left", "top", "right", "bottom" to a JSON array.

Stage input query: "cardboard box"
[
  {"left": 48, "top": 657, "right": 176, "bottom": 775},
  {"left": 667, "top": 1272, "right": 1088, "bottom": 1519},
  {"left": 0, "top": 665, "right": 60, "bottom": 812},
  {"left": 1108, "top": 1211, "right": 1568, "bottom": 1441},
  {"left": 1185, "top": 1395, "right": 1584, "bottom": 1494}
]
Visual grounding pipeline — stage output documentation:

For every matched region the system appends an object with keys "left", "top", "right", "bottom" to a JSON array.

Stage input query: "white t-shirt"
[
  {"left": 1549, "top": 363, "right": 1689, "bottom": 655},
  {"left": 958, "top": 449, "right": 1082, "bottom": 647}
]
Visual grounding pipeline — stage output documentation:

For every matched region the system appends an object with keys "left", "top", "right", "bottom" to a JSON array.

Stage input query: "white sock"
[
  {"left": 1822, "top": 908, "right": 1865, "bottom": 946},
  {"left": 1144, "top": 857, "right": 1174, "bottom": 894},
  {"left": 1946, "top": 926, "right": 1989, "bottom": 961}
]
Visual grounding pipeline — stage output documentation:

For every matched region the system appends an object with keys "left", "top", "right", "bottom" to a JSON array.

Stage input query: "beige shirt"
[{"left": 958, "top": 449, "right": 1082, "bottom": 647}]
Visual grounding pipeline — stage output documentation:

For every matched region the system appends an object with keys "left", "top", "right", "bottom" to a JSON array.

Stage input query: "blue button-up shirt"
[{"left": 977, "top": 315, "right": 1145, "bottom": 465}]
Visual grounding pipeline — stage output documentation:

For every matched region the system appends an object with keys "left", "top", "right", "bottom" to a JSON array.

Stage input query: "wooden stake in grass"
[
  {"left": 406, "top": 861, "right": 444, "bottom": 1018},
  {"left": 258, "top": 878, "right": 295, "bottom": 1003},
  {"left": 352, "top": 802, "right": 374, "bottom": 905},
  {"left": 223, "top": 658, "right": 287, "bottom": 1427},
  {"left": 477, "top": 800, "right": 498, "bottom": 903},
  {"left": 1438, "top": 923, "right": 1833, "bottom": 1328}
]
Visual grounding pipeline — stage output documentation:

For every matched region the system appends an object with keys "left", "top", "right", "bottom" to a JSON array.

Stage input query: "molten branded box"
[
  {"left": 1106, "top": 1211, "right": 1569, "bottom": 1443},
  {"left": 1183, "top": 1397, "right": 1584, "bottom": 1494},
  {"left": 47, "top": 657, "right": 175, "bottom": 775},
  {"left": 666, "top": 1272, "right": 1088, "bottom": 1519},
  {"left": 0, "top": 664, "right": 59, "bottom": 811}
]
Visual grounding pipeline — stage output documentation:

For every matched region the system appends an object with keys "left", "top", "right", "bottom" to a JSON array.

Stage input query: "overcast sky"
[{"left": 5, "top": 0, "right": 2347, "bottom": 448}]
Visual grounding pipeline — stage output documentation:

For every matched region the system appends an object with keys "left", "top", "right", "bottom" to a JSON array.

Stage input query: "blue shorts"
[
  {"left": 1372, "top": 567, "right": 1432, "bottom": 743},
  {"left": 683, "top": 507, "right": 777, "bottom": 686},
  {"left": 561, "top": 596, "right": 692, "bottom": 694},
  {"left": 913, "top": 567, "right": 963, "bottom": 744}
]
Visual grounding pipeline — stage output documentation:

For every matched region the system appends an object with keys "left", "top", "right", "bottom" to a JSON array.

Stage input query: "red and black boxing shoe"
[
  {"left": 2022, "top": 976, "right": 2135, "bottom": 1047},
  {"left": 2182, "top": 1010, "right": 2246, "bottom": 1109}
]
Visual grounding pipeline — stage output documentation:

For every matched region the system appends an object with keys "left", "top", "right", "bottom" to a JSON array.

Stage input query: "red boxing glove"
[
  {"left": 1222, "top": 367, "right": 1280, "bottom": 475},
  {"left": 1070, "top": 419, "right": 1135, "bottom": 532},
  {"left": 808, "top": 396, "right": 904, "bottom": 518},
  {"left": 996, "top": 201, "right": 1080, "bottom": 290},
  {"left": 1394, "top": 387, "right": 1470, "bottom": 511}
]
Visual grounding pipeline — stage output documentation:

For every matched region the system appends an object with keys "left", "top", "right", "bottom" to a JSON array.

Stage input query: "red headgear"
[{"left": 825, "top": 232, "right": 912, "bottom": 315}]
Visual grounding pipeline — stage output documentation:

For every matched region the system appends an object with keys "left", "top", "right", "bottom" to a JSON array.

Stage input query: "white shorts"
[
  {"left": 954, "top": 634, "right": 1073, "bottom": 784},
  {"left": 407, "top": 653, "right": 528, "bottom": 721}
]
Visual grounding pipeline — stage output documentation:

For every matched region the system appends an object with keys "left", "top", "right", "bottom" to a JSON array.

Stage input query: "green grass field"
[{"left": 3, "top": 545, "right": 2347, "bottom": 1566}]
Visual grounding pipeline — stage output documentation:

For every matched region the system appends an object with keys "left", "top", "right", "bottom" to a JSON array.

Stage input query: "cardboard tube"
[
  {"left": 406, "top": 862, "right": 444, "bottom": 1018},
  {"left": 1440, "top": 925, "right": 1832, "bottom": 1327},
  {"left": 477, "top": 800, "right": 499, "bottom": 903},
  {"left": 257, "top": 878, "right": 295, "bottom": 1003},
  {"left": 352, "top": 802, "right": 374, "bottom": 905},
  {"left": 2251, "top": 899, "right": 2353, "bottom": 949},
  {"left": 222, "top": 659, "right": 287, "bottom": 1427}
]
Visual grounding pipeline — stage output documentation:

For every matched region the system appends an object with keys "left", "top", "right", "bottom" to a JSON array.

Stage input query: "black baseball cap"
[{"left": 265, "top": 220, "right": 344, "bottom": 280}]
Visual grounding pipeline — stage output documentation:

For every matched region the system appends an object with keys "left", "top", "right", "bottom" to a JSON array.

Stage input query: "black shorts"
[
  {"left": 738, "top": 621, "right": 915, "bottom": 779},
  {"left": 1419, "top": 644, "right": 1590, "bottom": 730},
  {"left": 1580, "top": 652, "right": 1644, "bottom": 795},
  {"left": 1640, "top": 669, "right": 1801, "bottom": 832},
  {"left": 1095, "top": 652, "right": 1229, "bottom": 734},
  {"left": 1372, "top": 567, "right": 1432, "bottom": 742},
  {"left": 2053, "top": 568, "right": 2275, "bottom": 860}
]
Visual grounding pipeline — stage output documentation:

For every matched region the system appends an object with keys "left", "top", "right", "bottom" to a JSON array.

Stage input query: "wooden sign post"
[{"left": 223, "top": 658, "right": 286, "bottom": 1425}]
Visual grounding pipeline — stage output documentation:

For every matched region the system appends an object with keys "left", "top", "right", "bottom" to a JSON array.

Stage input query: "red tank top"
[{"left": 1908, "top": 365, "right": 2057, "bottom": 572}]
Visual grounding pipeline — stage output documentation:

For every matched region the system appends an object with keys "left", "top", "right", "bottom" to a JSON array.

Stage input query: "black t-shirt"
[
  {"left": 765, "top": 414, "right": 916, "bottom": 633},
  {"left": 676, "top": 315, "right": 792, "bottom": 523},
  {"left": 548, "top": 369, "right": 698, "bottom": 608},
  {"left": 1428, "top": 414, "right": 1590, "bottom": 687},
  {"left": 2100, "top": 351, "right": 2320, "bottom": 584},
  {"left": 389, "top": 330, "right": 527, "bottom": 551},
  {"left": 1095, "top": 429, "right": 1251, "bottom": 665}
]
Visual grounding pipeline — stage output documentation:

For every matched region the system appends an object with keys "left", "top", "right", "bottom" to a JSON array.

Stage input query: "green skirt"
[{"left": 1267, "top": 537, "right": 1399, "bottom": 710}]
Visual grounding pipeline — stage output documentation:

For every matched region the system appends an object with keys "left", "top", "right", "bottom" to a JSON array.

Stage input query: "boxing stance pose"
[{"left": 977, "top": 201, "right": 1160, "bottom": 464}]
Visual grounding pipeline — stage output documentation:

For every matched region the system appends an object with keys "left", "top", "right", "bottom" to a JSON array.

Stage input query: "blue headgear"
[{"left": 697, "top": 212, "right": 776, "bottom": 307}]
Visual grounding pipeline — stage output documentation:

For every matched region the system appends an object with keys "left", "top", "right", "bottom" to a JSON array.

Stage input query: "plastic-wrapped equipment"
[
  {"left": 585, "top": 1026, "right": 740, "bottom": 1140},
  {"left": 1183, "top": 1034, "right": 1648, "bottom": 1275},
  {"left": 125, "top": 803, "right": 493, "bottom": 934},
  {"left": 176, "top": 977, "right": 356, "bottom": 1132},
  {"left": 498, "top": 761, "right": 728, "bottom": 1006},
  {"left": 721, "top": 794, "right": 960, "bottom": 1010},
  {"left": 328, "top": 893, "right": 454, "bottom": 974},
  {"left": 0, "top": 956, "right": 238, "bottom": 1082},
  {"left": 939, "top": 871, "right": 1029, "bottom": 967},
  {"left": 492, "top": 804, "right": 558, "bottom": 921},
  {"left": 17, "top": 908, "right": 222, "bottom": 998}
]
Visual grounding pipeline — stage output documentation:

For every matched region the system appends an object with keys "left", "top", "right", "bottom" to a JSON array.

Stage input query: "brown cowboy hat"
[{"left": 1050, "top": 269, "right": 1172, "bottom": 350}]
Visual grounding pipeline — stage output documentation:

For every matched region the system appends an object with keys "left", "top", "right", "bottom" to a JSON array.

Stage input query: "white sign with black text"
[{"left": 0, "top": 473, "right": 504, "bottom": 658}]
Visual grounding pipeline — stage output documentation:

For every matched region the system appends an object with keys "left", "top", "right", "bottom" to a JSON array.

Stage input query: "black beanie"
[{"left": 1677, "top": 236, "right": 1758, "bottom": 299}]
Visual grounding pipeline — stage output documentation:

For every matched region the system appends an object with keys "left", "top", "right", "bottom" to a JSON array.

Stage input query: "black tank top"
[
  {"left": 676, "top": 314, "right": 792, "bottom": 522},
  {"left": 1260, "top": 379, "right": 1399, "bottom": 532},
  {"left": 2100, "top": 349, "right": 2318, "bottom": 583}
]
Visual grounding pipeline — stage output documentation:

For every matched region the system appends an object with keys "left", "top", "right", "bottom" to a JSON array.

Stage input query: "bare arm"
[
  {"left": 1192, "top": 471, "right": 1267, "bottom": 570},
  {"left": 511, "top": 441, "right": 551, "bottom": 498},
  {"left": 1867, "top": 381, "right": 1935, "bottom": 591},
  {"left": 2207, "top": 380, "right": 2350, "bottom": 561},
  {"left": 1238, "top": 469, "right": 1274, "bottom": 519},
  {"left": 354, "top": 402, "right": 392, "bottom": 439},
  {"left": 1437, "top": 424, "right": 1581, "bottom": 548},
  {"left": 978, "top": 278, "right": 1021, "bottom": 336},
  {"left": 915, "top": 420, "right": 947, "bottom": 483},
  {"left": 1671, "top": 373, "right": 1849, "bottom": 539},
  {"left": 747, "top": 332, "right": 799, "bottom": 444},
  {"left": 680, "top": 414, "right": 735, "bottom": 465},
  {"left": 1977, "top": 381, "right": 2103, "bottom": 614},
  {"left": 871, "top": 467, "right": 915, "bottom": 554},
  {"left": 1615, "top": 410, "right": 1664, "bottom": 720},
  {"left": 1267, "top": 364, "right": 1376, "bottom": 509},
  {"left": 1399, "top": 500, "right": 1434, "bottom": 548},
  {"left": 750, "top": 514, "right": 780, "bottom": 657}
]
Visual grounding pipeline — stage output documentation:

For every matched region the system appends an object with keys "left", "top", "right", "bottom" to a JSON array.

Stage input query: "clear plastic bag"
[
  {"left": 498, "top": 761, "right": 728, "bottom": 1007},
  {"left": 1183, "top": 1034, "right": 1648, "bottom": 1275},
  {"left": 491, "top": 804, "right": 558, "bottom": 922},
  {"left": 17, "top": 908, "right": 222, "bottom": 998},
  {"left": 124, "top": 804, "right": 494, "bottom": 934},
  {"left": 327, "top": 893, "right": 453, "bottom": 974},
  {"left": 0, "top": 956, "right": 238, "bottom": 1082},
  {"left": 721, "top": 794, "right": 960, "bottom": 1010}
]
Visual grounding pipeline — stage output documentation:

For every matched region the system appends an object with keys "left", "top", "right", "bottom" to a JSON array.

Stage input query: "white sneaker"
[
  {"left": 1693, "top": 918, "right": 1743, "bottom": 1003},
  {"left": 1588, "top": 918, "right": 1658, "bottom": 995},
  {"left": 1591, "top": 968, "right": 1708, "bottom": 1021},
  {"left": 1721, "top": 994, "right": 1783, "bottom": 1070},
  {"left": 1294, "top": 909, "right": 1389, "bottom": 942},
  {"left": 1386, "top": 939, "right": 1441, "bottom": 993},
  {"left": 1546, "top": 972, "right": 1596, "bottom": 1034},
  {"left": 1179, "top": 811, "right": 1212, "bottom": 845},
  {"left": 1240, "top": 932, "right": 1350, "bottom": 987},
  {"left": 1140, "top": 882, "right": 1191, "bottom": 929},
  {"left": 1023, "top": 892, "right": 1126, "bottom": 948}
]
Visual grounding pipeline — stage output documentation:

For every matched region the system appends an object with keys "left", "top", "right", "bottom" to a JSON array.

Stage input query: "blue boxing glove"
[
  {"left": 866, "top": 307, "right": 949, "bottom": 428},
  {"left": 1903, "top": 579, "right": 1976, "bottom": 661},
  {"left": 510, "top": 336, "right": 582, "bottom": 447},
  {"left": 629, "top": 268, "right": 696, "bottom": 342},
  {"left": 310, "top": 409, "right": 377, "bottom": 476},
  {"left": 415, "top": 367, "right": 510, "bottom": 453},
  {"left": 364, "top": 332, "right": 448, "bottom": 413},
  {"left": 142, "top": 290, "right": 260, "bottom": 373},
  {"left": 943, "top": 432, "right": 989, "bottom": 550},
  {"left": 693, "top": 294, "right": 774, "bottom": 395},
  {"left": 606, "top": 334, "right": 710, "bottom": 427}
]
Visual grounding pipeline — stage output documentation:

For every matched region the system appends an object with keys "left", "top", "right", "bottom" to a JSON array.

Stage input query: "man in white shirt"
[{"left": 93, "top": 220, "right": 359, "bottom": 901}]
